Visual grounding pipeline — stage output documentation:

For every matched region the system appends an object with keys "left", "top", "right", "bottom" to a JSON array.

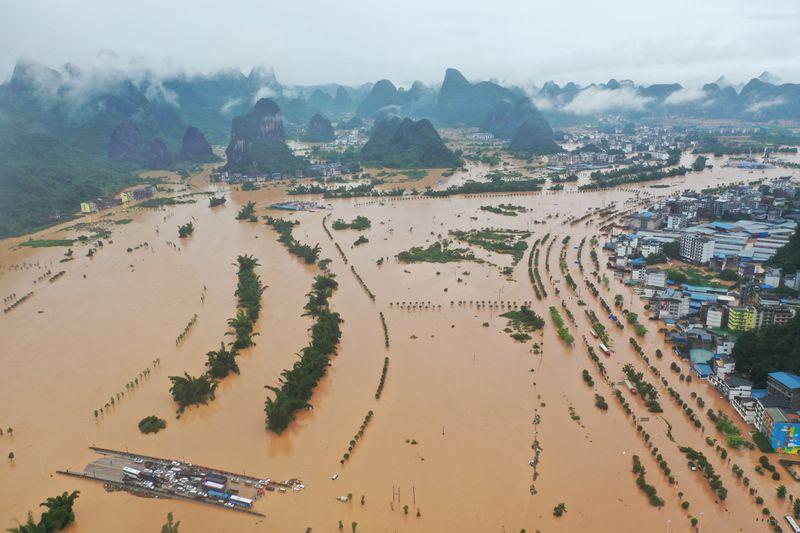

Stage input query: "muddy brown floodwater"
[{"left": 0, "top": 156, "right": 798, "bottom": 532}]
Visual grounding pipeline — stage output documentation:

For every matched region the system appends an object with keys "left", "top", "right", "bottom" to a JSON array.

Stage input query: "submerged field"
[{"left": 1, "top": 155, "right": 798, "bottom": 532}]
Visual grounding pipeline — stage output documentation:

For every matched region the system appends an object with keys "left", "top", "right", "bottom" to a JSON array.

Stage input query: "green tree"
[
  {"left": 692, "top": 156, "right": 708, "bottom": 171},
  {"left": 662, "top": 241, "right": 679, "bottom": 259},
  {"left": 226, "top": 310, "right": 256, "bottom": 350},
  {"left": 5, "top": 511, "right": 44, "bottom": 533},
  {"left": 718, "top": 269, "right": 739, "bottom": 282},
  {"left": 168, "top": 373, "right": 218, "bottom": 413},
  {"left": 138, "top": 416, "right": 167, "bottom": 434},
  {"left": 768, "top": 226, "right": 800, "bottom": 272},
  {"left": 161, "top": 512, "right": 180, "bottom": 533},
  {"left": 39, "top": 491, "right": 80, "bottom": 530},
  {"left": 205, "top": 342, "right": 240, "bottom": 378}
]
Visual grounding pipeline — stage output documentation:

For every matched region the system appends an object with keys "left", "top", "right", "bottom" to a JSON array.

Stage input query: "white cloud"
[
  {"left": 562, "top": 86, "right": 653, "bottom": 115},
  {"left": 252, "top": 85, "right": 277, "bottom": 103},
  {"left": 664, "top": 87, "right": 708, "bottom": 106},
  {"left": 220, "top": 96, "right": 244, "bottom": 113},
  {"left": 530, "top": 96, "right": 555, "bottom": 111},
  {"left": 144, "top": 80, "right": 179, "bottom": 107},
  {"left": 10, "top": 53, "right": 188, "bottom": 112},
  {"left": 747, "top": 96, "right": 786, "bottom": 113}
]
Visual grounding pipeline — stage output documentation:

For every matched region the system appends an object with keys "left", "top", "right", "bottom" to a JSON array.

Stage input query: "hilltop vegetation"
[
  {"left": 437, "top": 68, "right": 518, "bottom": 126},
  {"left": 509, "top": 119, "right": 560, "bottom": 154},
  {"left": 224, "top": 98, "right": 307, "bottom": 174},
  {"left": 481, "top": 96, "right": 560, "bottom": 154},
  {"left": 5, "top": 59, "right": 800, "bottom": 240},
  {"left": 304, "top": 113, "right": 335, "bottom": 142},
  {"left": 360, "top": 117, "right": 462, "bottom": 169},
  {"left": 767, "top": 226, "right": 800, "bottom": 272},
  {"left": 732, "top": 314, "right": 800, "bottom": 386},
  {"left": 0, "top": 61, "right": 215, "bottom": 238}
]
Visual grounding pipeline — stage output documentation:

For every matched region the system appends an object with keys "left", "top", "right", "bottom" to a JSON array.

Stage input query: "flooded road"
[{"left": 0, "top": 157, "right": 797, "bottom": 531}]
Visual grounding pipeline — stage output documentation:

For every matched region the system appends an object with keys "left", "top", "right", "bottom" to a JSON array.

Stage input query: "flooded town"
[{"left": 3, "top": 2, "right": 800, "bottom": 532}]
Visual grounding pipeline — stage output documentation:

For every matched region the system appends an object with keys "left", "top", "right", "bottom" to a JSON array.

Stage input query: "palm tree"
[
  {"left": 161, "top": 512, "right": 180, "bottom": 533},
  {"left": 6, "top": 511, "right": 46, "bottom": 533},
  {"left": 226, "top": 310, "right": 256, "bottom": 349},
  {"left": 205, "top": 342, "right": 240, "bottom": 378},
  {"left": 169, "top": 373, "right": 218, "bottom": 412},
  {"left": 39, "top": 491, "right": 80, "bottom": 530}
]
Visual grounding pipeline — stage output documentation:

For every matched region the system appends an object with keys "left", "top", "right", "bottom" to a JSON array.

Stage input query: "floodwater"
[{"left": 0, "top": 156, "right": 798, "bottom": 532}]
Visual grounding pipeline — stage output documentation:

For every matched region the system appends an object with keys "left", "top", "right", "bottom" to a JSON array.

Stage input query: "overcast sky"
[{"left": 2, "top": 0, "right": 799, "bottom": 88}]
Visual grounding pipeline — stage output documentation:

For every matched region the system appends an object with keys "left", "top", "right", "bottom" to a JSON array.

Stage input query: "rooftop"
[
  {"left": 769, "top": 372, "right": 800, "bottom": 390},
  {"left": 725, "top": 376, "right": 753, "bottom": 388},
  {"left": 757, "top": 395, "right": 790, "bottom": 409}
]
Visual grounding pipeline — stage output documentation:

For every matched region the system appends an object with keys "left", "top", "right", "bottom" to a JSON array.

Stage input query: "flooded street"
[{"left": 1, "top": 158, "right": 798, "bottom": 532}]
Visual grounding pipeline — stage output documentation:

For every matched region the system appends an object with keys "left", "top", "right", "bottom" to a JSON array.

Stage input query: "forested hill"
[{"left": 360, "top": 117, "right": 462, "bottom": 169}]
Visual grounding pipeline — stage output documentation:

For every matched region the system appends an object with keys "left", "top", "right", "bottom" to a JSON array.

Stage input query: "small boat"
[{"left": 331, "top": 474, "right": 338, "bottom": 480}]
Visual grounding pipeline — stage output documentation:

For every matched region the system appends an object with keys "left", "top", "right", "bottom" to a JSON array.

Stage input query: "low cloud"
[
  {"left": 562, "top": 86, "right": 653, "bottom": 115},
  {"left": 747, "top": 96, "right": 786, "bottom": 113},
  {"left": 144, "top": 81, "right": 179, "bottom": 107},
  {"left": 664, "top": 87, "right": 708, "bottom": 106},
  {"left": 11, "top": 53, "right": 186, "bottom": 110},
  {"left": 252, "top": 85, "right": 277, "bottom": 103},
  {"left": 530, "top": 96, "right": 555, "bottom": 111},
  {"left": 220, "top": 96, "right": 244, "bottom": 113}
]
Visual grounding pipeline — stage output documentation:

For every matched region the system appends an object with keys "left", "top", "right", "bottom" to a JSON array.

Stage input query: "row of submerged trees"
[
  {"left": 94, "top": 360, "right": 160, "bottom": 419},
  {"left": 265, "top": 217, "right": 321, "bottom": 264},
  {"left": 169, "top": 255, "right": 265, "bottom": 414},
  {"left": 265, "top": 274, "right": 342, "bottom": 433}
]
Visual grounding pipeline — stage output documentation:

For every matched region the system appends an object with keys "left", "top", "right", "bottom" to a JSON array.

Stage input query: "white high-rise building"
[{"left": 680, "top": 233, "right": 715, "bottom": 264}]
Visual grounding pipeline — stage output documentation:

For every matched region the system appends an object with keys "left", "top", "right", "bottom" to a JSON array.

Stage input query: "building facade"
[
  {"left": 679, "top": 233, "right": 715, "bottom": 264},
  {"left": 727, "top": 306, "right": 756, "bottom": 332}
]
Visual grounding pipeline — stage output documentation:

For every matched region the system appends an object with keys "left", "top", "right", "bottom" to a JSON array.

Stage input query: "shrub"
[{"left": 138, "top": 415, "right": 167, "bottom": 434}]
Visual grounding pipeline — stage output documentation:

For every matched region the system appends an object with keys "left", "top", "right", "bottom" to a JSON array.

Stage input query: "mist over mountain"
[
  {"left": 533, "top": 74, "right": 800, "bottom": 120},
  {"left": 2, "top": 56, "right": 800, "bottom": 237}
]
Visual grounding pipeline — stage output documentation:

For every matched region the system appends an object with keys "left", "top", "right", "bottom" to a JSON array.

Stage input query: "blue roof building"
[
  {"left": 768, "top": 372, "right": 800, "bottom": 410},
  {"left": 692, "top": 362, "right": 713, "bottom": 378},
  {"left": 770, "top": 372, "right": 800, "bottom": 390}
]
